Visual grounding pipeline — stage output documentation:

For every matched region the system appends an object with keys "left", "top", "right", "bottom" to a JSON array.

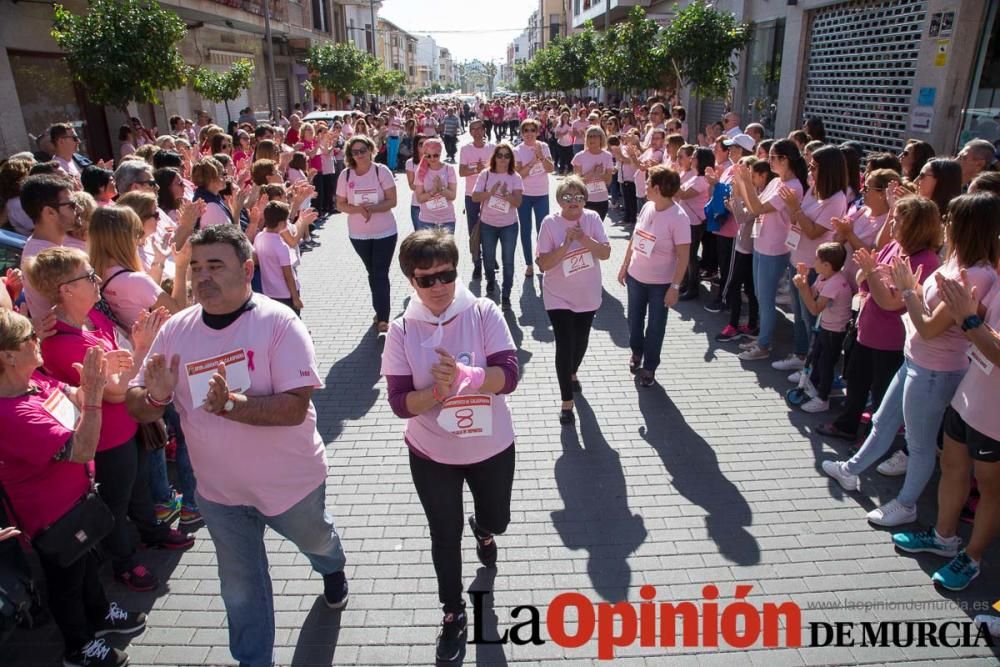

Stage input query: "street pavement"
[{"left": 7, "top": 132, "right": 1000, "bottom": 666}]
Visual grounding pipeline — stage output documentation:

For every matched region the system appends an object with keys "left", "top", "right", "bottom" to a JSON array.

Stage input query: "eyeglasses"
[
  {"left": 53, "top": 200, "right": 80, "bottom": 211},
  {"left": 862, "top": 185, "right": 885, "bottom": 193},
  {"left": 62, "top": 135, "right": 81, "bottom": 143},
  {"left": 496, "top": 153, "right": 512, "bottom": 159},
  {"left": 17, "top": 329, "right": 38, "bottom": 345},
  {"left": 59, "top": 269, "right": 99, "bottom": 288},
  {"left": 135, "top": 180, "right": 159, "bottom": 190},
  {"left": 425, "top": 153, "right": 441, "bottom": 158},
  {"left": 351, "top": 147, "right": 370, "bottom": 156},
  {"left": 559, "top": 193, "right": 586, "bottom": 204},
  {"left": 413, "top": 269, "right": 458, "bottom": 288},
  {"left": 521, "top": 128, "right": 537, "bottom": 133}
]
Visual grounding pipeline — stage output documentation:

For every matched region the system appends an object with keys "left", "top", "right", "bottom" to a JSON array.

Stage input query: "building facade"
[
  {"left": 376, "top": 17, "right": 418, "bottom": 92},
  {"left": 539, "top": 0, "right": 572, "bottom": 48},
  {"left": 415, "top": 35, "right": 439, "bottom": 90}
]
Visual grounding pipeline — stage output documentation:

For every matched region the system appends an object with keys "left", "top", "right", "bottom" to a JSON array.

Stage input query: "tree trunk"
[{"left": 224, "top": 100, "right": 232, "bottom": 125}]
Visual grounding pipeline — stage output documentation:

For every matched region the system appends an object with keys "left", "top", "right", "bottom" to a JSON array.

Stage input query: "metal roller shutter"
[
  {"left": 800, "top": 0, "right": 927, "bottom": 155},
  {"left": 274, "top": 78, "right": 289, "bottom": 113}
]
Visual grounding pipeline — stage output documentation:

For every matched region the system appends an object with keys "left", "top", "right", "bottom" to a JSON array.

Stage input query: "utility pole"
[
  {"left": 369, "top": 0, "right": 377, "bottom": 56},
  {"left": 262, "top": 0, "right": 278, "bottom": 120}
]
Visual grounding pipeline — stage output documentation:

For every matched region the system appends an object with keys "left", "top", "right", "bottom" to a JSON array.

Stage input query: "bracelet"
[
  {"left": 81, "top": 404, "right": 102, "bottom": 412},
  {"left": 145, "top": 391, "right": 174, "bottom": 408},
  {"left": 901, "top": 288, "right": 917, "bottom": 300},
  {"left": 432, "top": 385, "right": 447, "bottom": 403}
]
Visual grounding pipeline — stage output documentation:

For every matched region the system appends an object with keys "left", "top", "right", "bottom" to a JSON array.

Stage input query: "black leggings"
[
  {"left": 725, "top": 250, "right": 758, "bottom": 329},
  {"left": 409, "top": 444, "right": 516, "bottom": 613},
  {"left": 547, "top": 309, "right": 596, "bottom": 401},
  {"left": 585, "top": 200, "right": 609, "bottom": 221},
  {"left": 38, "top": 550, "right": 109, "bottom": 653},
  {"left": 832, "top": 342, "right": 904, "bottom": 436},
  {"left": 621, "top": 180, "right": 638, "bottom": 223},
  {"left": 682, "top": 222, "right": 706, "bottom": 295},
  {"left": 715, "top": 234, "right": 734, "bottom": 300}
]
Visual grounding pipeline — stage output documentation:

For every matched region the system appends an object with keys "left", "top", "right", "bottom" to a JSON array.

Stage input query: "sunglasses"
[
  {"left": 426, "top": 153, "right": 441, "bottom": 158},
  {"left": 496, "top": 153, "right": 512, "bottom": 159},
  {"left": 862, "top": 185, "right": 885, "bottom": 193},
  {"left": 60, "top": 269, "right": 99, "bottom": 288},
  {"left": 53, "top": 200, "right": 80, "bottom": 211},
  {"left": 413, "top": 269, "right": 458, "bottom": 288},
  {"left": 559, "top": 194, "right": 586, "bottom": 203},
  {"left": 135, "top": 180, "right": 160, "bottom": 190},
  {"left": 521, "top": 128, "right": 537, "bottom": 133},
  {"left": 351, "top": 147, "right": 369, "bottom": 156},
  {"left": 63, "top": 135, "right": 81, "bottom": 143}
]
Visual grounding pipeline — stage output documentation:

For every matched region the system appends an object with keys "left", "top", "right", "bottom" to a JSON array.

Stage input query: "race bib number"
[
  {"left": 786, "top": 226, "right": 802, "bottom": 250},
  {"left": 43, "top": 389, "right": 79, "bottom": 431},
  {"left": 436, "top": 394, "right": 493, "bottom": 438},
  {"left": 528, "top": 161, "right": 545, "bottom": 177},
  {"left": 586, "top": 180, "right": 608, "bottom": 196},
  {"left": 427, "top": 196, "right": 449, "bottom": 212},
  {"left": 487, "top": 196, "right": 510, "bottom": 214},
  {"left": 562, "top": 248, "right": 595, "bottom": 277},
  {"left": 969, "top": 346, "right": 994, "bottom": 376},
  {"left": 352, "top": 189, "right": 378, "bottom": 206},
  {"left": 633, "top": 229, "right": 656, "bottom": 258},
  {"left": 185, "top": 349, "right": 252, "bottom": 407}
]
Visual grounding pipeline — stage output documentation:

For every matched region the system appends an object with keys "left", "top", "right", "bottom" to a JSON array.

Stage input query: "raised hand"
[{"left": 144, "top": 353, "right": 179, "bottom": 404}]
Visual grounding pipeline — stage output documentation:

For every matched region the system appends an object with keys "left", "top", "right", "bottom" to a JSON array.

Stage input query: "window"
[
  {"left": 574, "top": 0, "right": 580, "bottom": 16},
  {"left": 311, "top": 0, "right": 327, "bottom": 32},
  {"left": 742, "top": 19, "right": 785, "bottom": 137},
  {"left": 409, "top": 65, "right": 415, "bottom": 76}
]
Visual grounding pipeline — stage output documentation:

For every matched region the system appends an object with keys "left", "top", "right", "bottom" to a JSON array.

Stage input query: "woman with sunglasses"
[
  {"left": 336, "top": 135, "right": 398, "bottom": 334},
  {"left": 536, "top": 176, "right": 611, "bottom": 425},
  {"left": 380, "top": 229, "right": 519, "bottom": 663},
  {"left": 26, "top": 247, "right": 193, "bottom": 594},
  {"left": 514, "top": 119, "right": 554, "bottom": 276},
  {"left": 618, "top": 165, "right": 691, "bottom": 387},
  {"left": 405, "top": 134, "right": 429, "bottom": 230},
  {"left": 414, "top": 138, "right": 458, "bottom": 233},
  {"left": 0, "top": 310, "right": 149, "bottom": 667},
  {"left": 472, "top": 143, "right": 523, "bottom": 310},
  {"left": 572, "top": 127, "right": 614, "bottom": 221}
]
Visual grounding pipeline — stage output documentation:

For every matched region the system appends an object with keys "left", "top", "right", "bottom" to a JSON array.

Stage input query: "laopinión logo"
[{"left": 469, "top": 584, "right": 995, "bottom": 660}]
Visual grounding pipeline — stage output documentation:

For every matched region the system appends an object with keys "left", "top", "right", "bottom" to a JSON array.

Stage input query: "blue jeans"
[
  {"left": 197, "top": 483, "right": 347, "bottom": 667},
  {"left": 415, "top": 220, "right": 455, "bottom": 233},
  {"left": 480, "top": 223, "right": 518, "bottom": 298},
  {"left": 465, "top": 195, "right": 483, "bottom": 269},
  {"left": 517, "top": 194, "right": 550, "bottom": 265},
  {"left": 788, "top": 263, "right": 817, "bottom": 356},
  {"left": 386, "top": 136, "right": 400, "bottom": 171},
  {"left": 572, "top": 143, "right": 583, "bottom": 156},
  {"left": 753, "top": 251, "right": 790, "bottom": 349},
  {"left": 626, "top": 274, "right": 670, "bottom": 372},
  {"left": 844, "top": 358, "right": 965, "bottom": 507},
  {"left": 350, "top": 234, "right": 397, "bottom": 322},
  {"left": 149, "top": 405, "right": 197, "bottom": 506},
  {"left": 409, "top": 204, "right": 420, "bottom": 230}
]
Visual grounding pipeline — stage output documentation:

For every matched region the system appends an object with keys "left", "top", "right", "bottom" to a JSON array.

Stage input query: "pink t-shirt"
[
  {"left": 335, "top": 163, "right": 397, "bottom": 239},
  {"left": 199, "top": 201, "right": 232, "bottom": 228},
  {"left": 0, "top": 372, "right": 90, "bottom": 539},
  {"left": 474, "top": 171, "right": 523, "bottom": 227},
  {"left": 416, "top": 164, "right": 458, "bottom": 224},
  {"left": 753, "top": 177, "right": 802, "bottom": 257},
  {"left": 458, "top": 142, "right": 495, "bottom": 195},
  {"left": 514, "top": 142, "right": 552, "bottom": 197},
  {"left": 63, "top": 235, "right": 87, "bottom": 252},
  {"left": 21, "top": 237, "right": 61, "bottom": 318},
  {"left": 717, "top": 166, "right": 739, "bottom": 238},
  {"left": 789, "top": 190, "right": 845, "bottom": 266},
  {"left": 814, "top": 272, "right": 852, "bottom": 332},
  {"left": 536, "top": 209, "right": 609, "bottom": 313},
  {"left": 101, "top": 265, "right": 163, "bottom": 328},
  {"left": 856, "top": 242, "right": 939, "bottom": 351},
  {"left": 635, "top": 149, "right": 664, "bottom": 198},
  {"left": 952, "top": 282, "right": 1000, "bottom": 440},
  {"left": 572, "top": 150, "right": 614, "bottom": 203},
  {"left": 41, "top": 310, "right": 137, "bottom": 452},
  {"left": 905, "top": 262, "right": 998, "bottom": 371},
  {"left": 679, "top": 174, "right": 710, "bottom": 223},
  {"left": 131, "top": 295, "right": 326, "bottom": 515},
  {"left": 254, "top": 230, "right": 297, "bottom": 298},
  {"left": 627, "top": 201, "right": 692, "bottom": 285},
  {"left": 380, "top": 299, "right": 516, "bottom": 465},
  {"left": 556, "top": 124, "right": 574, "bottom": 147},
  {"left": 842, "top": 208, "right": 887, "bottom": 291}
]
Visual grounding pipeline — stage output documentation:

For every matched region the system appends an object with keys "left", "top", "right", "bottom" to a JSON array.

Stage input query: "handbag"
[
  {"left": 0, "top": 474, "right": 113, "bottom": 569},
  {"left": 136, "top": 419, "right": 168, "bottom": 452}
]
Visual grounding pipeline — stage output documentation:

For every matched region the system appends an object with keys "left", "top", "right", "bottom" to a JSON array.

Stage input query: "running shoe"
[
  {"left": 892, "top": 528, "right": 960, "bottom": 557},
  {"left": 436, "top": 611, "right": 468, "bottom": 663},
  {"left": 932, "top": 552, "right": 980, "bottom": 591},
  {"left": 866, "top": 499, "right": 917, "bottom": 527},
  {"left": 94, "top": 602, "right": 147, "bottom": 638},
  {"left": 715, "top": 325, "right": 741, "bottom": 342}
]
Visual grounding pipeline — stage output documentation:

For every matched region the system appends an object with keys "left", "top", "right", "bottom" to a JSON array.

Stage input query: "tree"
[
  {"left": 659, "top": 0, "right": 752, "bottom": 101},
  {"left": 192, "top": 59, "right": 255, "bottom": 124},
  {"left": 547, "top": 22, "right": 598, "bottom": 92},
  {"left": 363, "top": 62, "right": 406, "bottom": 98},
  {"left": 305, "top": 41, "right": 371, "bottom": 101},
  {"left": 592, "top": 7, "right": 672, "bottom": 95},
  {"left": 52, "top": 0, "right": 189, "bottom": 111}
]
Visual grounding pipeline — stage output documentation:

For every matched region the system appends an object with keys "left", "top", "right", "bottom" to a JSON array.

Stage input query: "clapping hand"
[
  {"left": 778, "top": 185, "right": 802, "bottom": 212},
  {"left": 853, "top": 248, "right": 878, "bottom": 278},
  {"left": 144, "top": 353, "right": 179, "bottom": 405},
  {"left": 202, "top": 363, "right": 231, "bottom": 414},
  {"left": 936, "top": 270, "right": 979, "bottom": 326},
  {"left": 832, "top": 217, "right": 853, "bottom": 241},
  {"left": 792, "top": 262, "right": 809, "bottom": 290},
  {"left": 431, "top": 347, "right": 457, "bottom": 397},
  {"left": 890, "top": 256, "right": 922, "bottom": 292},
  {"left": 72, "top": 346, "right": 108, "bottom": 408},
  {"left": 131, "top": 307, "right": 169, "bottom": 352},
  {"left": 178, "top": 199, "right": 206, "bottom": 231}
]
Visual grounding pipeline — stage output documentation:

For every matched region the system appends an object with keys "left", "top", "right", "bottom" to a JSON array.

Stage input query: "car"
[
  {"left": 303, "top": 110, "right": 358, "bottom": 126},
  {"left": 0, "top": 228, "right": 26, "bottom": 274}
]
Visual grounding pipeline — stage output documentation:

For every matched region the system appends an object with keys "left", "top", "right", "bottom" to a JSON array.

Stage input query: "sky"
[{"left": 378, "top": 0, "right": 539, "bottom": 63}]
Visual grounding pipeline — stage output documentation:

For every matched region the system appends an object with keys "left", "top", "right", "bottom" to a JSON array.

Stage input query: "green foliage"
[
  {"left": 592, "top": 8, "right": 669, "bottom": 94},
  {"left": 658, "top": 0, "right": 752, "bottom": 100},
  {"left": 365, "top": 63, "right": 406, "bottom": 97},
  {"left": 51, "top": 0, "right": 189, "bottom": 111},
  {"left": 192, "top": 59, "right": 254, "bottom": 123},
  {"left": 305, "top": 41, "right": 371, "bottom": 99}
]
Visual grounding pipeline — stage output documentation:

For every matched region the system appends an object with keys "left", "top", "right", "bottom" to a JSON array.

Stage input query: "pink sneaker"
[{"left": 715, "top": 325, "right": 741, "bottom": 342}]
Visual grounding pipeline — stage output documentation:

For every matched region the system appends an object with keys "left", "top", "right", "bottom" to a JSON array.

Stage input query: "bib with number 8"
[{"left": 437, "top": 395, "right": 493, "bottom": 438}]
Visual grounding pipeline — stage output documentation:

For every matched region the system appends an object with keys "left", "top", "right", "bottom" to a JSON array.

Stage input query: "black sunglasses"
[{"left": 413, "top": 269, "right": 458, "bottom": 288}]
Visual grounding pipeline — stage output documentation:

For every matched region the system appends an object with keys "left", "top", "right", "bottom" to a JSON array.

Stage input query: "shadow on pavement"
[
  {"left": 517, "top": 277, "right": 553, "bottom": 344},
  {"left": 637, "top": 385, "right": 761, "bottom": 566},
  {"left": 315, "top": 331, "right": 383, "bottom": 445},
  {"left": 465, "top": 567, "right": 508, "bottom": 667},
  {"left": 551, "top": 395, "right": 647, "bottom": 602},
  {"left": 290, "top": 596, "right": 342, "bottom": 666}
]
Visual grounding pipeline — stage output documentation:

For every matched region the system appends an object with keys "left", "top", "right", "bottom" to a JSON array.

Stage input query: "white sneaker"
[
  {"left": 738, "top": 344, "right": 771, "bottom": 361},
  {"left": 772, "top": 354, "right": 806, "bottom": 371},
  {"left": 801, "top": 397, "right": 829, "bottom": 413},
  {"left": 877, "top": 450, "right": 909, "bottom": 477},
  {"left": 788, "top": 371, "right": 802, "bottom": 384},
  {"left": 739, "top": 340, "right": 758, "bottom": 351},
  {"left": 867, "top": 499, "right": 917, "bottom": 527},
  {"left": 821, "top": 460, "right": 859, "bottom": 491},
  {"left": 974, "top": 615, "right": 1000, "bottom": 637}
]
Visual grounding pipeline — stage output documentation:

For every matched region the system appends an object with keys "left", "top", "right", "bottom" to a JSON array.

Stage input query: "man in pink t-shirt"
[
  {"left": 126, "top": 225, "right": 348, "bottom": 667},
  {"left": 19, "top": 175, "right": 79, "bottom": 317}
]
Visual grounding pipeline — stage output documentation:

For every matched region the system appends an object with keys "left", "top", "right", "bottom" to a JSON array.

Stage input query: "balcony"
[
  {"left": 208, "top": 0, "right": 287, "bottom": 23},
  {"left": 571, "top": 0, "right": 650, "bottom": 29}
]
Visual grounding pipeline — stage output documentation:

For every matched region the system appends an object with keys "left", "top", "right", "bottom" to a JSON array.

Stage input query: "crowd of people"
[{"left": 1, "top": 93, "right": 1000, "bottom": 666}]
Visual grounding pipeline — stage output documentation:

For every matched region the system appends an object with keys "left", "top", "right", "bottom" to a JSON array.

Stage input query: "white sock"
[{"left": 934, "top": 528, "right": 959, "bottom": 544}]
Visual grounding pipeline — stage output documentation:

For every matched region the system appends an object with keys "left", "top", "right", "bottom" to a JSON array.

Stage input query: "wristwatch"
[
  {"left": 217, "top": 392, "right": 237, "bottom": 416},
  {"left": 961, "top": 314, "right": 984, "bottom": 332}
]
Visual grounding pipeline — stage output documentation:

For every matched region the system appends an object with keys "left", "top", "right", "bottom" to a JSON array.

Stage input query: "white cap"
[{"left": 724, "top": 133, "right": 756, "bottom": 152}]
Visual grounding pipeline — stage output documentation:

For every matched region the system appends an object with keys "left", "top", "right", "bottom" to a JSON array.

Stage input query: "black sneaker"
[
  {"left": 472, "top": 265, "right": 482, "bottom": 281},
  {"left": 435, "top": 611, "right": 467, "bottom": 663},
  {"left": 63, "top": 638, "right": 128, "bottom": 667},
  {"left": 703, "top": 299, "right": 724, "bottom": 313},
  {"left": 501, "top": 297, "right": 511, "bottom": 310},
  {"left": 559, "top": 409, "right": 575, "bottom": 425},
  {"left": 323, "top": 571, "right": 349, "bottom": 609},
  {"left": 94, "top": 602, "right": 146, "bottom": 638},
  {"left": 468, "top": 515, "right": 497, "bottom": 567},
  {"left": 485, "top": 280, "right": 497, "bottom": 295}
]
